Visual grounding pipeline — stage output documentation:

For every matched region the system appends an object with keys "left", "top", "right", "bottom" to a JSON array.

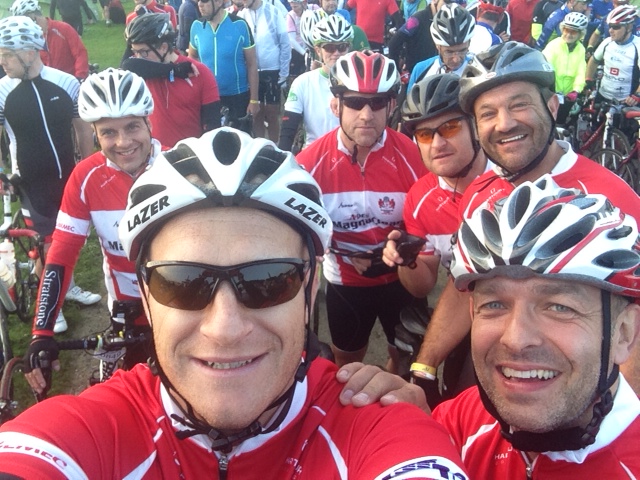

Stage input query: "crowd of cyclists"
[{"left": 0, "top": 0, "right": 638, "bottom": 474}]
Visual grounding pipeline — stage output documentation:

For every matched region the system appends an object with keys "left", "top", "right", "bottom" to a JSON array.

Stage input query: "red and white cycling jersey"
[
  {"left": 432, "top": 376, "right": 640, "bottom": 479},
  {"left": 296, "top": 128, "right": 426, "bottom": 286},
  {"left": 32, "top": 140, "right": 163, "bottom": 335},
  {"left": 404, "top": 163, "right": 492, "bottom": 270},
  {"left": 459, "top": 141, "right": 640, "bottom": 222},
  {"left": 0, "top": 359, "right": 469, "bottom": 479}
]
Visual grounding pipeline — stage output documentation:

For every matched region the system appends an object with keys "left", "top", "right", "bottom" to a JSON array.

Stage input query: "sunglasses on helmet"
[
  {"left": 413, "top": 116, "right": 465, "bottom": 144},
  {"left": 142, "top": 258, "right": 310, "bottom": 310},
  {"left": 341, "top": 96, "right": 389, "bottom": 111}
]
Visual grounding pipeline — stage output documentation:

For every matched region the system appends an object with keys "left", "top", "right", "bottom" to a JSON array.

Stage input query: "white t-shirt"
[{"left": 284, "top": 68, "right": 338, "bottom": 147}]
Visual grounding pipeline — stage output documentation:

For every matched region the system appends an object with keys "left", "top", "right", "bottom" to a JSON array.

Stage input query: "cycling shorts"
[
  {"left": 220, "top": 91, "right": 250, "bottom": 124},
  {"left": 20, "top": 193, "right": 57, "bottom": 240},
  {"left": 258, "top": 70, "right": 282, "bottom": 105},
  {"left": 326, "top": 280, "right": 413, "bottom": 352}
]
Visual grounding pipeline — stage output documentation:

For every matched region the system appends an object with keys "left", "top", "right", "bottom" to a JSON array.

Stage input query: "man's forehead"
[
  {"left": 474, "top": 275, "right": 598, "bottom": 297},
  {"left": 415, "top": 111, "right": 465, "bottom": 129}
]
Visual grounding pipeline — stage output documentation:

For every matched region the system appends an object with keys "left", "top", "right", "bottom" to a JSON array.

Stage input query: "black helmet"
[
  {"left": 430, "top": 4, "right": 475, "bottom": 47},
  {"left": 402, "top": 73, "right": 463, "bottom": 132},
  {"left": 125, "top": 12, "right": 175, "bottom": 46},
  {"left": 459, "top": 41, "right": 555, "bottom": 113}
]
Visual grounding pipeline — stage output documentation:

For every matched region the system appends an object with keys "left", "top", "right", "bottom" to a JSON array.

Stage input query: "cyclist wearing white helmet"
[
  {"left": 542, "top": 11, "right": 588, "bottom": 123},
  {"left": 9, "top": 0, "right": 89, "bottom": 79},
  {"left": 534, "top": 0, "right": 588, "bottom": 50},
  {"left": 286, "top": 0, "right": 317, "bottom": 77},
  {"left": 433, "top": 177, "right": 640, "bottom": 477},
  {"left": 0, "top": 16, "right": 93, "bottom": 303},
  {"left": 279, "top": 14, "right": 353, "bottom": 151},
  {"left": 297, "top": 51, "right": 427, "bottom": 374},
  {"left": 410, "top": 41, "right": 640, "bottom": 407},
  {"left": 586, "top": 4, "right": 640, "bottom": 106},
  {"left": 23, "top": 68, "right": 158, "bottom": 393},
  {"left": 0, "top": 128, "right": 469, "bottom": 479},
  {"left": 407, "top": 4, "right": 475, "bottom": 88}
]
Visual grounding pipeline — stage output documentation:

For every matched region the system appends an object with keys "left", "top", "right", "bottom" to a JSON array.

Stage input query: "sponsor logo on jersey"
[
  {"left": 374, "top": 456, "right": 468, "bottom": 480},
  {"left": 378, "top": 196, "right": 396, "bottom": 214}
]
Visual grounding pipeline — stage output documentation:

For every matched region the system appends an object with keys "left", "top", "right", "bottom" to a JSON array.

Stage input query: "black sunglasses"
[
  {"left": 413, "top": 116, "right": 465, "bottom": 144},
  {"left": 142, "top": 258, "right": 310, "bottom": 310},
  {"left": 341, "top": 96, "right": 389, "bottom": 111},
  {"left": 608, "top": 24, "right": 625, "bottom": 30},
  {"left": 321, "top": 43, "right": 350, "bottom": 54}
]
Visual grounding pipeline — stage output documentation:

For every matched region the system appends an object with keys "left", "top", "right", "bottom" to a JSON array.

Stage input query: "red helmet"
[{"left": 330, "top": 51, "right": 400, "bottom": 97}]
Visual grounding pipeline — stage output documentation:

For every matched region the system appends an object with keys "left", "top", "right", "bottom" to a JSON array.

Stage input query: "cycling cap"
[
  {"left": 120, "top": 128, "right": 332, "bottom": 260},
  {"left": 477, "top": 0, "right": 508, "bottom": 14},
  {"left": 560, "top": 11, "right": 589, "bottom": 31},
  {"left": 125, "top": 12, "right": 175, "bottom": 45},
  {"left": 0, "top": 16, "right": 46, "bottom": 51},
  {"left": 330, "top": 50, "right": 400, "bottom": 97},
  {"left": 450, "top": 175, "right": 640, "bottom": 298},
  {"left": 430, "top": 4, "right": 475, "bottom": 46},
  {"left": 458, "top": 41, "right": 555, "bottom": 113},
  {"left": 402, "top": 73, "right": 462, "bottom": 131},
  {"left": 312, "top": 14, "right": 353, "bottom": 45},
  {"left": 9, "top": 0, "right": 41, "bottom": 16},
  {"left": 79, "top": 68, "right": 154, "bottom": 123},
  {"left": 300, "top": 9, "right": 327, "bottom": 49},
  {"left": 607, "top": 4, "right": 638, "bottom": 25}
]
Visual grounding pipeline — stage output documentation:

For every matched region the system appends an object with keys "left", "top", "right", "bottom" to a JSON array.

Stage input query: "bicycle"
[
  {"left": 573, "top": 96, "right": 631, "bottom": 159},
  {"left": 0, "top": 173, "right": 45, "bottom": 323},
  {"left": 591, "top": 107, "right": 640, "bottom": 193}
]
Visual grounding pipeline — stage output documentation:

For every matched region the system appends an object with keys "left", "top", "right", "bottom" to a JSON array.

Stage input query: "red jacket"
[{"left": 41, "top": 18, "right": 89, "bottom": 79}]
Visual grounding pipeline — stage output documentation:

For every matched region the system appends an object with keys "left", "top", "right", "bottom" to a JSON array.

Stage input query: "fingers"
[
  {"left": 379, "top": 382, "right": 431, "bottom": 415},
  {"left": 337, "top": 363, "right": 382, "bottom": 405},
  {"left": 25, "top": 368, "right": 45, "bottom": 394},
  {"left": 383, "top": 230, "right": 402, "bottom": 267}
]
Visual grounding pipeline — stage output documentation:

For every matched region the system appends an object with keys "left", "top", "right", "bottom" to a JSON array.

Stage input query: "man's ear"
[
  {"left": 330, "top": 96, "right": 340, "bottom": 118},
  {"left": 612, "top": 302, "right": 640, "bottom": 366},
  {"left": 547, "top": 93, "right": 560, "bottom": 120}
]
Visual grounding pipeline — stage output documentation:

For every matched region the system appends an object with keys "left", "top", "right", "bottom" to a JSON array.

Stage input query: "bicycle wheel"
[
  {"left": 0, "top": 357, "right": 37, "bottom": 423},
  {"left": 604, "top": 128, "right": 632, "bottom": 156},
  {"left": 592, "top": 148, "right": 637, "bottom": 190},
  {"left": 13, "top": 263, "right": 35, "bottom": 323}
]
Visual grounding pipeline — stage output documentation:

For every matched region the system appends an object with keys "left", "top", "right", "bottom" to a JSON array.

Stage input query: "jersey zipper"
[
  {"left": 520, "top": 451, "right": 534, "bottom": 479},
  {"left": 218, "top": 453, "right": 229, "bottom": 479}
]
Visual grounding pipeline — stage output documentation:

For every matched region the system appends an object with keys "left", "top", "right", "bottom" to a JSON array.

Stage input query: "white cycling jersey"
[
  {"left": 594, "top": 36, "right": 640, "bottom": 101},
  {"left": 284, "top": 68, "right": 338, "bottom": 148}
]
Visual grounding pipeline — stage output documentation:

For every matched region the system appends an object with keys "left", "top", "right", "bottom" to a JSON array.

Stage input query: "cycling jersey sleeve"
[{"left": 278, "top": 111, "right": 302, "bottom": 151}]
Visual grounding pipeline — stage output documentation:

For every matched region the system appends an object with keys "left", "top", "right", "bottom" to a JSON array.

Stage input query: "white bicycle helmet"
[
  {"left": 451, "top": 175, "right": 640, "bottom": 298},
  {"left": 79, "top": 68, "right": 154, "bottom": 123},
  {"left": 9, "top": 0, "right": 41, "bottom": 16},
  {"left": 430, "top": 4, "right": 475, "bottom": 47},
  {"left": 300, "top": 9, "right": 327, "bottom": 49},
  {"left": 330, "top": 50, "right": 400, "bottom": 97},
  {"left": 0, "top": 16, "right": 46, "bottom": 51},
  {"left": 459, "top": 41, "right": 555, "bottom": 114},
  {"left": 119, "top": 128, "right": 332, "bottom": 261},
  {"left": 607, "top": 4, "right": 638, "bottom": 25},
  {"left": 560, "top": 11, "right": 589, "bottom": 31},
  {"left": 312, "top": 14, "right": 353, "bottom": 46}
]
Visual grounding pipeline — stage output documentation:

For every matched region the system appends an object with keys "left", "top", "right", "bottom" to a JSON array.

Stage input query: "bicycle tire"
[
  {"left": 604, "top": 128, "right": 632, "bottom": 156},
  {"left": 0, "top": 357, "right": 36, "bottom": 423},
  {"left": 12, "top": 263, "right": 33, "bottom": 323},
  {"left": 592, "top": 148, "right": 637, "bottom": 191},
  {"left": 0, "top": 303, "right": 13, "bottom": 368}
]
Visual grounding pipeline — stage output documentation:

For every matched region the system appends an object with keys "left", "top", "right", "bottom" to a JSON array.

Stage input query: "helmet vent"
[
  {"left": 129, "top": 184, "right": 167, "bottom": 208},
  {"left": 289, "top": 183, "right": 322, "bottom": 205},
  {"left": 165, "top": 144, "right": 214, "bottom": 191},
  {"left": 608, "top": 225, "right": 633, "bottom": 240},
  {"left": 212, "top": 130, "right": 241, "bottom": 166},
  {"left": 506, "top": 184, "right": 531, "bottom": 228},
  {"left": 460, "top": 221, "right": 493, "bottom": 271},
  {"left": 241, "top": 147, "right": 286, "bottom": 191},
  {"left": 594, "top": 250, "right": 640, "bottom": 270}
]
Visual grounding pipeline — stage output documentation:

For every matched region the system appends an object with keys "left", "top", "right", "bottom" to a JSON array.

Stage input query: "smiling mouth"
[
  {"left": 204, "top": 358, "right": 254, "bottom": 370},
  {"left": 118, "top": 147, "right": 137, "bottom": 156},
  {"left": 502, "top": 367, "right": 559, "bottom": 380},
  {"left": 498, "top": 134, "right": 526, "bottom": 144}
]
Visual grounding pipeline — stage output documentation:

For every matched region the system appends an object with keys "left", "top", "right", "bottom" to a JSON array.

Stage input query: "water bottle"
[{"left": 0, "top": 239, "right": 16, "bottom": 288}]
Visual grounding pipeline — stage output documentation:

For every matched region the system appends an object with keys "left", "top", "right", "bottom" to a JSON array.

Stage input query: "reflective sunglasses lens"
[
  {"left": 146, "top": 261, "right": 306, "bottom": 310},
  {"left": 342, "top": 96, "right": 388, "bottom": 111},
  {"left": 147, "top": 264, "right": 215, "bottom": 310},
  {"left": 235, "top": 262, "right": 304, "bottom": 309}
]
